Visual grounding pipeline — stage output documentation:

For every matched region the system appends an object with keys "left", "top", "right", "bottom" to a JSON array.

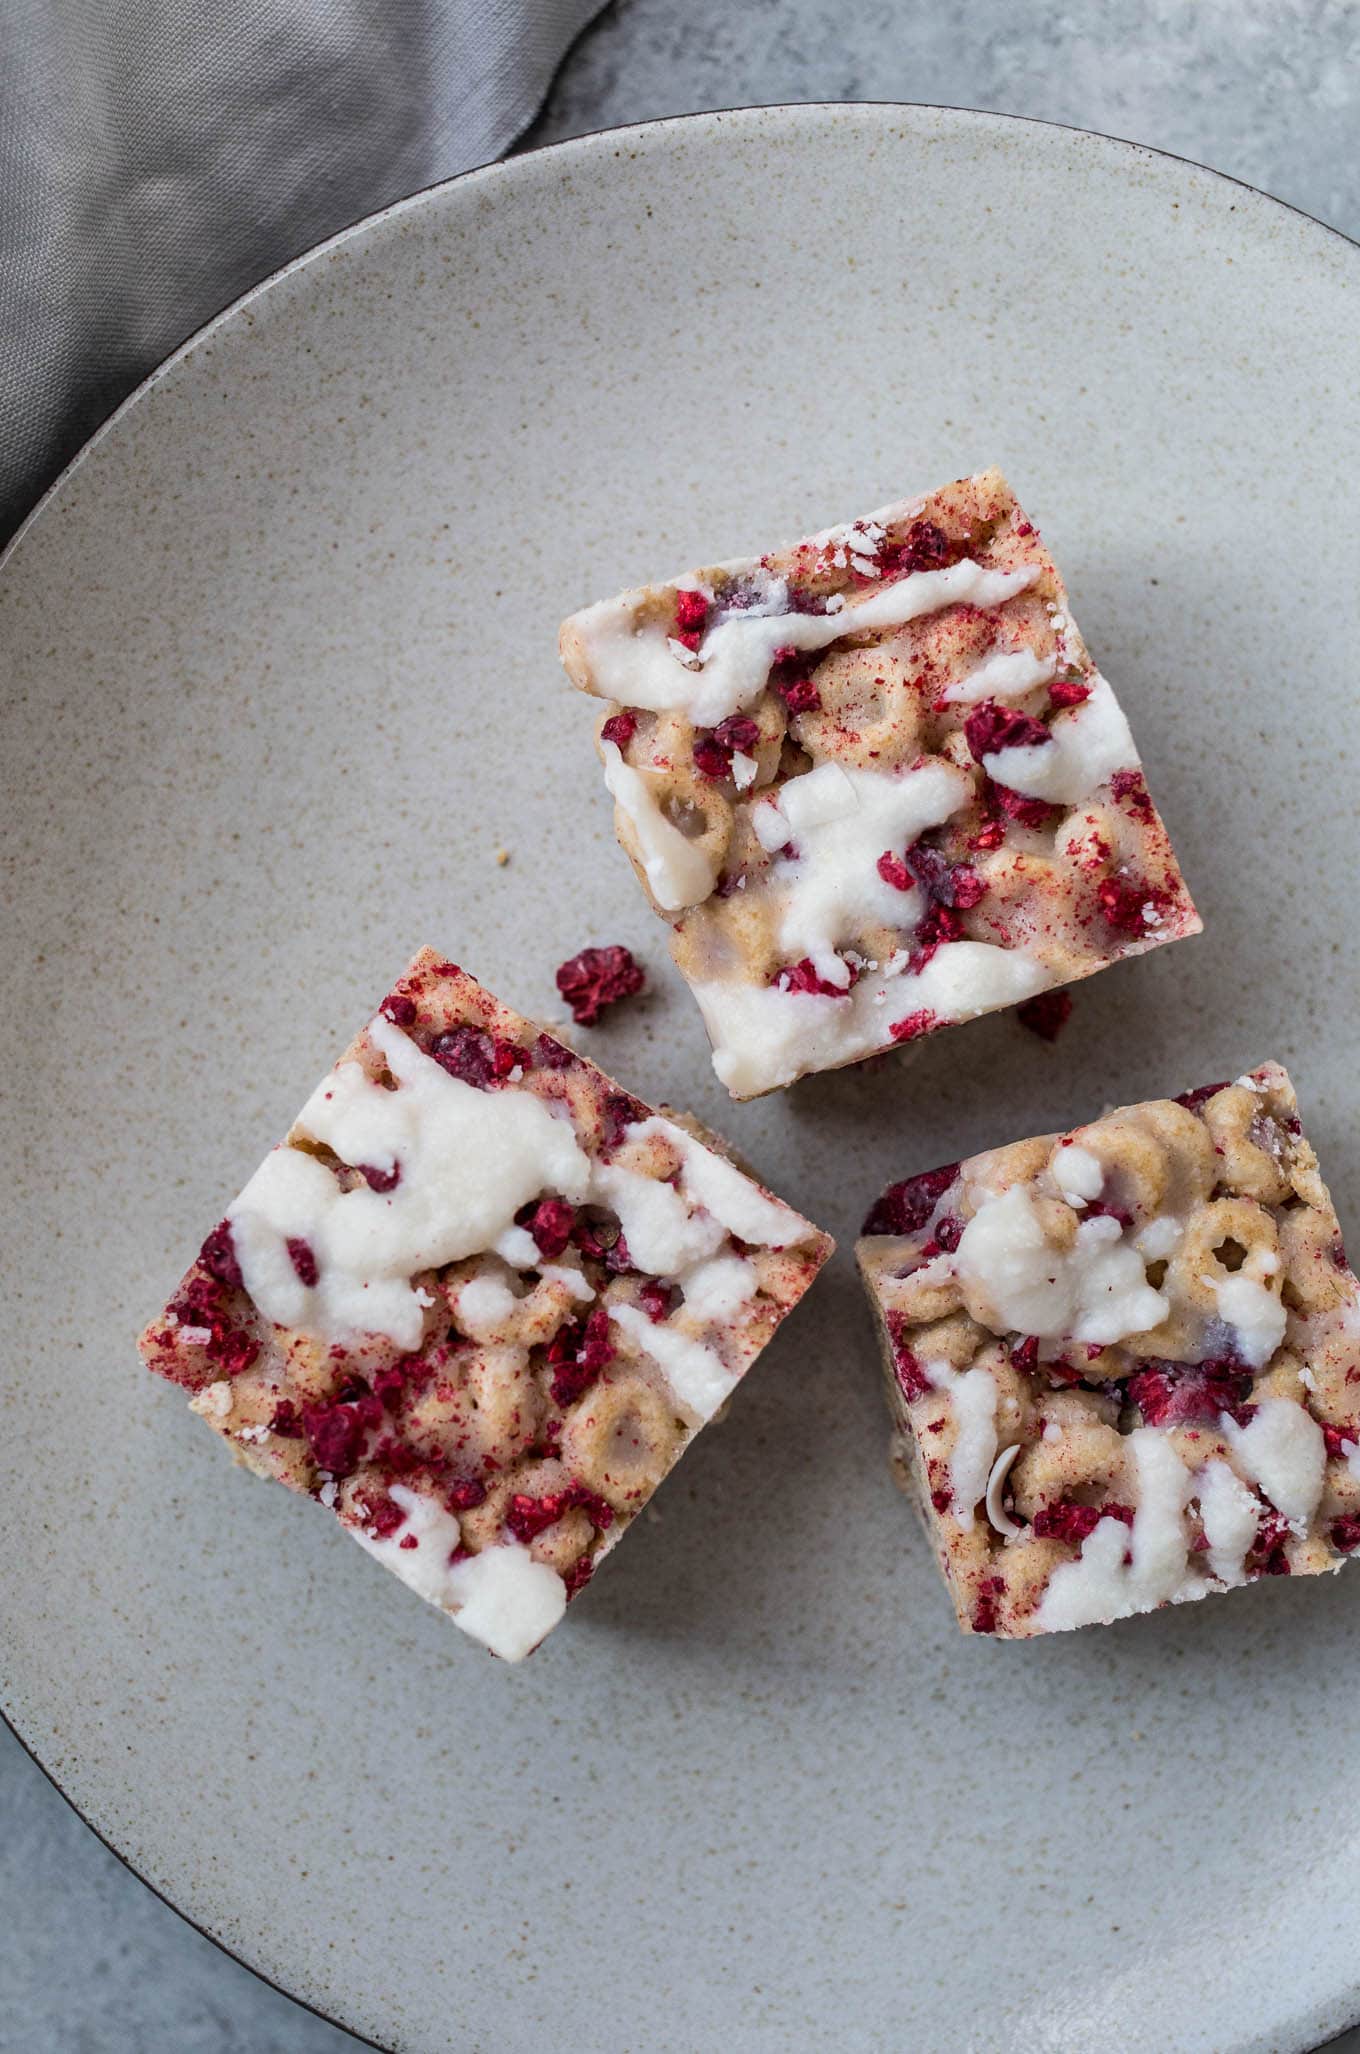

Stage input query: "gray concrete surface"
[{"left": 4, "top": 1, "right": 1358, "bottom": 2047}]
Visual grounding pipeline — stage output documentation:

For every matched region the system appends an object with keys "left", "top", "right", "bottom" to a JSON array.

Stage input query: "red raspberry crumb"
[
  {"left": 209, "top": 1327, "right": 259, "bottom": 1377},
  {"left": 1330, "top": 1515, "right": 1360, "bottom": 1553},
  {"left": 601, "top": 1089, "right": 649, "bottom": 1150},
  {"left": 862, "top": 1162, "right": 960, "bottom": 1237},
  {"left": 1110, "top": 768, "right": 1155, "bottom": 823},
  {"left": 365, "top": 1494, "right": 408, "bottom": 1540},
  {"left": 987, "top": 780, "right": 1060, "bottom": 830},
  {"left": 1016, "top": 991, "right": 1073, "bottom": 1043},
  {"left": 774, "top": 957, "right": 855, "bottom": 998},
  {"left": 527, "top": 1197, "right": 576, "bottom": 1261},
  {"left": 430, "top": 1024, "right": 499, "bottom": 1087},
  {"left": 535, "top": 1032, "right": 577, "bottom": 1071},
  {"left": 1128, "top": 1360, "right": 1254, "bottom": 1428},
  {"left": 1321, "top": 1422, "right": 1358, "bottom": 1461},
  {"left": 1097, "top": 875, "right": 1165, "bottom": 935},
  {"left": 1009, "top": 1336, "right": 1040, "bottom": 1374},
  {"left": 601, "top": 710, "right": 638, "bottom": 749},
  {"left": 380, "top": 992, "right": 418, "bottom": 1029},
  {"left": 769, "top": 646, "right": 821, "bottom": 712},
  {"left": 930, "top": 1487, "right": 951, "bottom": 1513},
  {"left": 1048, "top": 675, "right": 1091, "bottom": 708},
  {"left": 446, "top": 1477, "right": 487, "bottom": 1512},
  {"left": 639, "top": 1277, "right": 676, "bottom": 1323},
  {"left": 398, "top": 1534, "right": 419, "bottom": 1550},
  {"left": 1174, "top": 1081, "right": 1230, "bottom": 1113},
  {"left": 674, "top": 588, "right": 710, "bottom": 634},
  {"left": 889, "top": 1009, "right": 939, "bottom": 1043},
  {"left": 199, "top": 1221, "right": 243, "bottom": 1291},
  {"left": 877, "top": 851, "right": 913, "bottom": 891},
  {"left": 358, "top": 1161, "right": 401, "bottom": 1192},
  {"left": 507, "top": 1481, "right": 614, "bottom": 1544},
  {"left": 302, "top": 1395, "right": 381, "bottom": 1476},
  {"left": 883, "top": 519, "right": 957, "bottom": 576},
  {"left": 179, "top": 1274, "right": 225, "bottom": 1319},
  {"left": 692, "top": 733, "right": 731, "bottom": 779},
  {"left": 970, "top": 1576, "right": 1005, "bottom": 1636},
  {"left": 269, "top": 1399, "right": 304, "bottom": 1437},
  {"left": 563, "top": 1554, "right": 595, "bottom": 1599},
  {"left": 287, "top": 1238, "right": 319, "bottom": 1288},
  {"left": 555, "top": 945, "right": 645, "bottom": 1026},
  {"left": 547, "top": 1306, "right": 616, "bottom": 1407},
  {"left": 1033, "top": 1500, "right": 1135, "bottom": 1544},
  {"left": 1251, "top": 1511, "right": 1293, "bottom": 1577},
  {"left": 964, "top": 701, "right": 1051, "bottom": 763}
]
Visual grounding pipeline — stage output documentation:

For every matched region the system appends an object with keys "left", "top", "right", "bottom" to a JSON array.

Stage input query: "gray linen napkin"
[{"left": 0, "top": 0, "right": 603, "bottom": 541}]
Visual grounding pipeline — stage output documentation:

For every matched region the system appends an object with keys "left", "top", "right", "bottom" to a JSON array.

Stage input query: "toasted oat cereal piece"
[
  {"left": 138, "top": 948, "right": 831, "bottom": 1660},
  {"left": 560, "top": 468, "right": 1199, "bottom": 1097},
  {"left": 856, "top": 1064, "right": 1360, "bottom": 1637}
]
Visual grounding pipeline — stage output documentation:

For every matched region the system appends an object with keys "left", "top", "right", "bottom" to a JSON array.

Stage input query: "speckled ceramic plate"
[{"left": 4, "top": 105, "right": 1359, "bottom": 2054}]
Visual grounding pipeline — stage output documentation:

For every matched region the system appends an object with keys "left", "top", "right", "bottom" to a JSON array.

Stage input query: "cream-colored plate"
[{"left": 3, "top": 106, "right": 1358, "bottom": 2053}]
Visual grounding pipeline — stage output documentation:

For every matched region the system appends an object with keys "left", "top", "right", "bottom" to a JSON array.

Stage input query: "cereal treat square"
[
  {"left": 856, "top": 1066, "right": 1360, "bottom": 1637},
  {"left": 138, "top": 948, "right": 832, "bottom": 1661},
  {"left": 559, "top": 468, "right": 1199, "bottom": 1098}
]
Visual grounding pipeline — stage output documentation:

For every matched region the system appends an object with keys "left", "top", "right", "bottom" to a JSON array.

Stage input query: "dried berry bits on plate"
[
  {"left": 856, "top": 1066, "right": 1360, "bottom": 1637},
  {"left": 559, "top": 467, "right": 1199, "bottom": 1098},
  {"left": 138, "top": 948, "right": 832, "bottom": 1660}
]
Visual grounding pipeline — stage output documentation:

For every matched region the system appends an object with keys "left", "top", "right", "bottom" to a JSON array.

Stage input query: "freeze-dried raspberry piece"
[
  {"left": 889, "top": 1009, "right": 939, "bottom": 1043},
  {"left": 601, "top": 710, "right": 637, "bottom": 749},
  {"left": 1174, "top": 1081, "right": 1230, "bottom": 1113},
  {"left": 862, "top": 1162, "right": 960, "bottom": 1237},
  {"left": 964, "top": 701, "right": 1051, "bottom": 763},
  {"left": 1097, "top": 875, "right": 1166, "bottom": 935},
  {"left": 1016, "top": 991, "right": 1073, "bottom": 1042},
  {"left": 1033, "top": 1500, "right": 1134, "bottom": 1544},
  {"left": 199, "top": 1221, "right": 243, "bottom": 1291},
  {"left": 555, "top": 945, "right": 646, "bottom": 1026},
  {"left": 1127, "top": 1360, "right": 1255, "bottom": 1428},
  {"left": 774, "top": 957, "right": 854, "bottom": 998}
]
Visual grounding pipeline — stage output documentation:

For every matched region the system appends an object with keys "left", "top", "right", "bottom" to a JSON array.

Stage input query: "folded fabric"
[{"left": 0, "top": 0, "right": 603, "bottom": 540}]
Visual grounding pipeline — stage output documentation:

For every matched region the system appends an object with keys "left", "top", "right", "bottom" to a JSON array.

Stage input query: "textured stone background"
[{"left": 3, "top": 2, "right": 1357, "bottom": 2048}]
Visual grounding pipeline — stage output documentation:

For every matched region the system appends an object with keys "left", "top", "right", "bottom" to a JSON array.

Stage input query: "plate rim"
[{"left": 5, "top": 98, "right": 1358, "bottom": 2054}]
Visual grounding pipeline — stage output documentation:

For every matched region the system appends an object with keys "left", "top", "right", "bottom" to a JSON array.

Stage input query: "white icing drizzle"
[
  {"left": 1221, "top": 1398, "right": 1324, "bottom": 1530},
  {"left": 953, "top": 1184, "right": 1168, "bottom": 1345},
  {"left": 679, "top": 1253, "right": 759, "bottom": 1323},
  {"left": 693, "top": 941, "right": 1045, "bottom": 1096},
  {"left": 570, "top": 559, "right": 1040, "bottom": 728},
  {"left": 1134, "top": 1214, "right": 1183, "bottom": 1261},
  {"left": 1212, "top": 1272, "right": 1287, "bottom": 1370},
  {"left": 731, "top": 751, "right": 759, "bottom": 791},
  {"left": 602, "top": 740, "right": 721, "bottom": 910},
  {"left": 757, "top": 757, "right": 971, "bottom": 988},
  {"left": 229, "top": 1017, "right": 591, "bottom": 1349},
  {"left": 609, "top": 1300, "right": 738, "bottom": 1421},
  {"left": 592, "top": 1156, "right": 727, "bottom": 1276},
  {"left": 1052, "top": 1143, "right": 1104, "bottom": 1207},
  {"left": 925, "top": 1359, "right": 998, "bottom": 1531},
  {"left": 455, "top": 1272, "right": 519, "bottom": 1336},
  {"left": 981, "top": 674, "right": 1139, "bottom": 804},
  {"left": 1197, "top": 1459, "right": 1262, "bottom": 1586},
  {"left": 938, "top": 644, "right": 1057, "bottom": 705},
  {"left": 352, "top": 1485, "right": 573, "bottom": 1663},
  {"left": 1037, "top": 1428, "right": 1193, "bottom": 1630}
]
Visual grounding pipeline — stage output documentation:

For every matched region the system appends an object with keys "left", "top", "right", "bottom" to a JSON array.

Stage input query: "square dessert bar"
[
  {"left": 559, "top": 468, "right": 1199, "bottom": 1098},
  {"left": 856, "top": 1066, "right": 1360, "bottom": 1637},
  {"left": 138, "top": 948, "right": 831, "bottom": 1661}
]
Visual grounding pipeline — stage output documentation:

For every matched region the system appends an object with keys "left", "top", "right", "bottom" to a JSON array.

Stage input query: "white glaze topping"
[
  {"left": 608, "top": 1300, "right": 739, "bottom": 1421},
  {"left": 981, "top": 675, "right": 1139, "bottom": 804},
  {"left": 572, "top": 559, "right": 1040, "bottom": 728},
  {"left": 758, "top": 757, "right": 971, "bottom": 988},
  {"left": 1212, "top": 1272, "right": 1287, "bottom": 1371},
  {"left": 445, "top": 1543, "right": 568, "bottom": 1661},
  {"left": 229, "top": 1017, "right": 591, "bottom": 1350},
  {"left": 693, "top": 941, "right": 1045, "bottom": 1097},
  {"left": 938, "top": 644, "right": 1057, "bottom": 705},
  {"left": 1051, "top": 1143, "right": 1105, "bottom": 1207},
  {"left": 1221, "top": 1397, "right": 1324, "bottom": 1529},
  {"left": 602, "top": 740, "right": 721, "bottom": 910},
  {"left": 925, "top": 1359, "right": 998, "bottom": 1532},
  {"left": 953, "top": 1184, "right": 1168, "bottom": 1345},
  {"left": 1037, "top": 1429, "right": 1193, "bottom": 1630},
  {"left": 1197, "top": 1459, "right": 1262, "bottom": 1586}
]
